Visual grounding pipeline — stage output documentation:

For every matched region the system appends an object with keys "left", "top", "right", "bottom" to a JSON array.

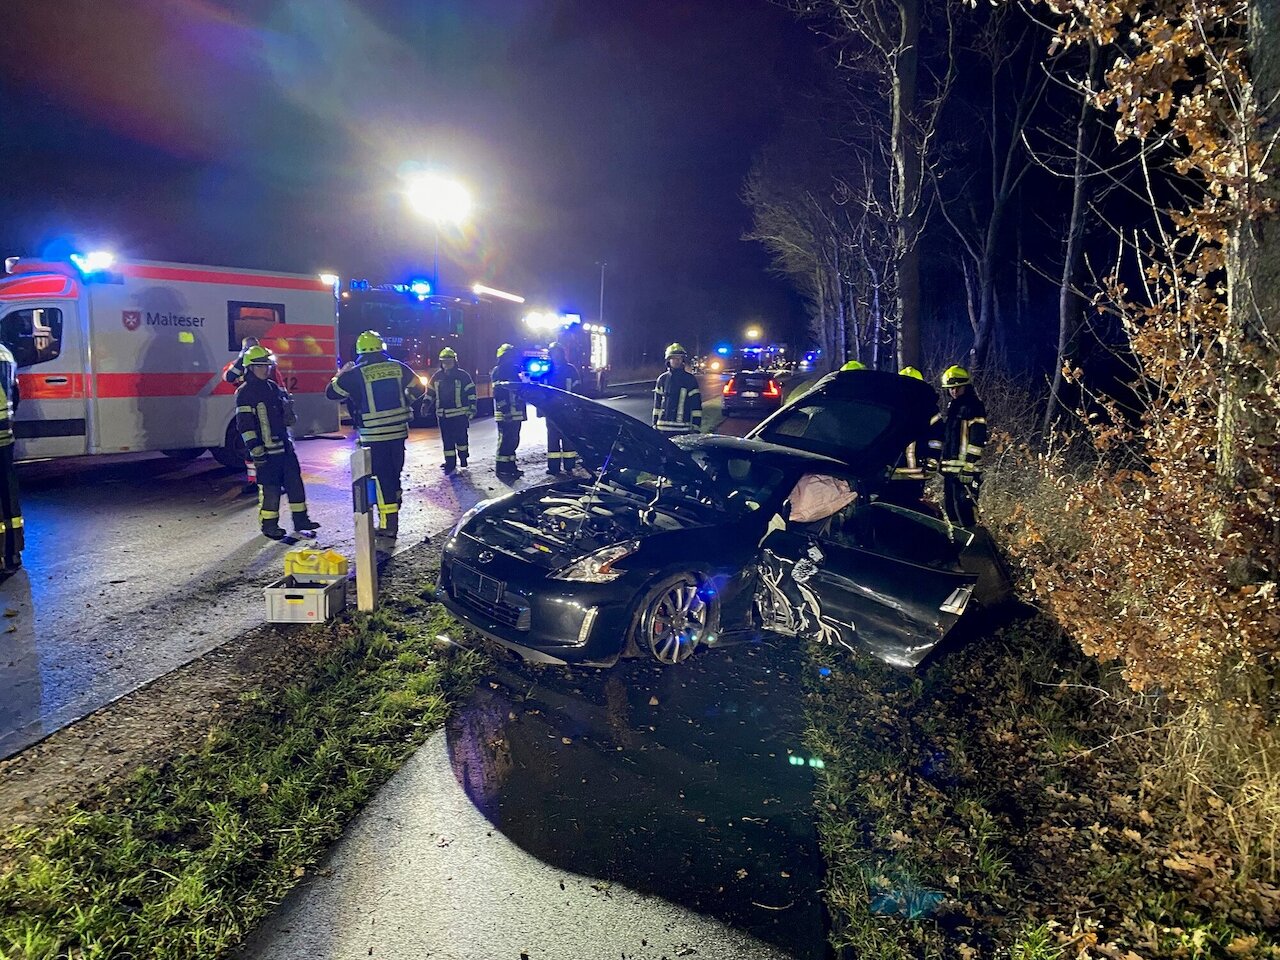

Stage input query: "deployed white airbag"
[{"left": 787, "top": 474, "right": 856, "bottom": 523}]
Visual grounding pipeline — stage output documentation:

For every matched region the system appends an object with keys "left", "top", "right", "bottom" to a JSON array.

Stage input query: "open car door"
[{"left": 756, "top": 502, "right": 979, "bottom": 668}]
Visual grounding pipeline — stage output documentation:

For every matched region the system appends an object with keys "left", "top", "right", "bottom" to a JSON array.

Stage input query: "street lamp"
[
  {"left": 404, "top": 172, "right": 473, "bottom": 291},
  {"left": 745, "top": 325, "right": 763, "bottom": 342}
]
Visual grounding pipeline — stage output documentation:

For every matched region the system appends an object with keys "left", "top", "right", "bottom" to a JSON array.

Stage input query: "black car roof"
[{"left": 747, "top": 369, "right": 939, "bottom": 478}]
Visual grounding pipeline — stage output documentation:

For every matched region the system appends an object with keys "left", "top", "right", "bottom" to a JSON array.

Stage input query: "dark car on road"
[
  {"left": 721, "top": 368, "right": 784, "bottom": 418},
  {"left": 436, "top": 373, "right": 1010, "bottom": 669}
]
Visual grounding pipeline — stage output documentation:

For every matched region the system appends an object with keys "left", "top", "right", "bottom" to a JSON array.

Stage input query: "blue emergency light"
[
  {"left": 525, "top": 358, "right": 551, "bottom": 378},
  {"left": 70, "top": 250, "right": 116, "bottom": 274},
  {"left": 409, "top": 279, "right": 432, "bottom": 299},
  {"left": 715, "top": 344, "right": 731, "bottom": 356}
]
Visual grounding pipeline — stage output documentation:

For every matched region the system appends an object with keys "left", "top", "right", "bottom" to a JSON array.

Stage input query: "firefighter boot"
[
  {"left": 294, "top": 515, "right": 321, "bottom": 534},
  {"left": 261, "top": 522, "right": 287, "bottom": 541}
]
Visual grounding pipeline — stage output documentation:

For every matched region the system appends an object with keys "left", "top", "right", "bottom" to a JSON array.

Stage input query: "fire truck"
[
  {"left": 337, "top": 281, "right": 535, "bottom": 417},
  {"left": 0, "top": 253, "right": 340, "bottom": 466},
  {"left": 518, "top": 311, "right": 611, "bottom": 396},
  {"left": 336, "top": 283, "right": 613, "bottom": 413}
]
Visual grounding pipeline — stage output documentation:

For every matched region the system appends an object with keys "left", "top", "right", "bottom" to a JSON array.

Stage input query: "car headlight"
[
  {"left": 550, "top": 540, "right": 640, "bottom": 582},
  {"left": 450, "top": 499, "right": 494, "bottom": 539}
]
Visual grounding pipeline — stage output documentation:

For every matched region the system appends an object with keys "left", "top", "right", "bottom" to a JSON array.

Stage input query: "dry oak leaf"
[{"left": 1225, "top": 936, "right": 1259, "bottom": 957}]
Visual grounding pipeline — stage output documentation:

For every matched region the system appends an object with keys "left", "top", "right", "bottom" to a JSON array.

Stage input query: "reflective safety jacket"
[
  {"left": 931, "top": 391, "right": 987, "bottom": 478},
  {"left": 0, "top": 344, "right": 17, "bottom": 449},
  {"left": 236, "top": 376, "right": 294, "bottom": 459},
  {"left": 428, "top": 366, "right": 477, "bottom": 421},
  {"left": 891, "top": 438, "right": 926, "bottom": 483},
  {"left": 326, "top": 354, "right": 426, "bottom": 443},
  {"left": 491, "top": 362, "right": 527, "bottom": 422},
  {"left": 652, "top": 368, "right": 702, "bottom": 434}
]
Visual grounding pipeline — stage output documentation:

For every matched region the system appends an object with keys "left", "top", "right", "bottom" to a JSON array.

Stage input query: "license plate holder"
[{"left": 454, "top": 562, "right": 504, "bottom": 602}]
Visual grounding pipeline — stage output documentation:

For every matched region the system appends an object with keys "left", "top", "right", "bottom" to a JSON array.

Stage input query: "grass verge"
[
  {"left": 0, "top": 568, "right": 488, "bottom": 960},
  {"left": 804, "top": 615, "right": 1280, "bottom": 959}
]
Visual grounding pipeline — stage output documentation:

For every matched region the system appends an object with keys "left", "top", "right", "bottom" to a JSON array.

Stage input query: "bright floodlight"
[
  {"left": 319, "top": 272, "right": 340, "bottom": 292},
  {"left": 405, "top": 172, "right": 473, "bottom": 224}
]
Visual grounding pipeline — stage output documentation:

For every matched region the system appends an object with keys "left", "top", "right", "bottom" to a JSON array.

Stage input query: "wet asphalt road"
[
  {"left": 0, "top": 389, "right": 676, "bottom": 758},
  {"left": 2, "top": 373, "right": 826, "bottom": 956},
  {"left": 0, "top": 374, "right": 743, "bottom": 758},
  {"left": 244, "top": 636, "right": 828, "bottom": 960}
]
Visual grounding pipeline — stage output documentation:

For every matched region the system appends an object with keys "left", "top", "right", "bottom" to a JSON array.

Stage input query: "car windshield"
[
  {"left": 595, "top": 443, "right": 786, "bottom": 514},
  {"left": 686, "top": 446, "right": 788, "bottom": 510},
  {"left": 755, "top": 398, "right": 895, "bottom": 462}
]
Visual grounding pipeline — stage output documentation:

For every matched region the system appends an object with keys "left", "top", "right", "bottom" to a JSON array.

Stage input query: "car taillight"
[
  {"left": 723, "top": 378, "right": 737, "bottom": 397},
  {"left": 764, "top": 379, "right": 781, "bottom": 398}
]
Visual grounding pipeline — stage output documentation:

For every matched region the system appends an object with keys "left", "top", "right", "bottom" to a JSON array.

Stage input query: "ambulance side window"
[
  {"left": 0, "top": 307, "right": 63, "bottom": 367},
  {"left": 227, "top": 301, "right": 285, "bottom": 351}
]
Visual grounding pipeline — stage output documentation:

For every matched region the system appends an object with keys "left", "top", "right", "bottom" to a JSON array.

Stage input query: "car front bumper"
[{"left": 436, "top": 536, "right": 640, "bottom": 665}]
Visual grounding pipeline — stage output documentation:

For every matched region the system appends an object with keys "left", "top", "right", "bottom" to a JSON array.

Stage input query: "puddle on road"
[{"left": 445, "top": 637, "right": 829, "bottom": 960}]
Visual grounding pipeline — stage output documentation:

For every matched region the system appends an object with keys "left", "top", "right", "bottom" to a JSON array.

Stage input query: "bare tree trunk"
[
  {"left": 969, "top": 253, "right": 997, "bottom": 370},
  {"left": 832, "top": 242, "right": 848, "bottom": 364},
  {"left": 1043, "top": 42, "right": 1099, "bottom": 437},
  {"left": 1222, "top": 0, "right": 1280, "bottom": 565},
  {"left": 869, "top": 261, "right": 884, "bottom": 369},
  {"left": 893, "top": 0, "right": 923, "bottom": 370},
  {"left": 1016, "top": 203, "right": 1029, "bottom": 328},
  {"left": 961, "top": 258, "right": 979, "bottom": 337}
]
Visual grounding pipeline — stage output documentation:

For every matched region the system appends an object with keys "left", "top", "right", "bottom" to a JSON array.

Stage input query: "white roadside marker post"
[{"left": 350, "top": 446, "right": 378, "bottom": 611}]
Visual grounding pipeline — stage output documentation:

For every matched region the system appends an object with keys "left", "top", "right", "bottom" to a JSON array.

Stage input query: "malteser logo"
[{"left": 122, "top": 310, "right": 142, "bottom": 331}]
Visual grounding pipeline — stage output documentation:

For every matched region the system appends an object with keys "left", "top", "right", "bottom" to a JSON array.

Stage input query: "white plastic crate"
[{"left": 264, "top": 574, "right": 348, "bottom": 623}]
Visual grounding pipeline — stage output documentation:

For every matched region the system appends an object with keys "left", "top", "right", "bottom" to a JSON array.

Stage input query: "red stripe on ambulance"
[{"left": 120, "top": 264, "right": 331, "bottom": 292}]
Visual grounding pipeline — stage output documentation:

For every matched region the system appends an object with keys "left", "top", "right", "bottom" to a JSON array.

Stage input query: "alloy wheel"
[{"left": 644, "top": 577, "right": 707, "bottom": 665}]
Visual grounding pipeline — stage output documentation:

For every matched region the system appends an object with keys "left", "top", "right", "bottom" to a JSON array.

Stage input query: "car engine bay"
[{"left": 467, "top": 478, "right": 714, "bottom": 568}]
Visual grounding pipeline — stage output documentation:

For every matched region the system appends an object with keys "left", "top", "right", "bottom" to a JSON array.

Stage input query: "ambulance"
[{"left": 0, "top": 253, "right": 340, "bottom": 466}]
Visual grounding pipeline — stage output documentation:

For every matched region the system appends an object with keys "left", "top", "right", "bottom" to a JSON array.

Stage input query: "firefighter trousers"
[
  {"left": 367, "top": 439, "right": 406, "bottom": 525},
  {"left": 942, "top": 473, "right": 979, "bottom": 528},
  {"left": 496, "top": 420, "right": 522, "bottom": 473},
  {"left": 257, "top": 448, "right": 310, "bottom": 530},
  {"left": 546, "top": 421, "right": 578, "bottom": 473},
  {"left": 440, "top": 414, "right": 470, "bottom": 466},
  {"left": 0, "top": 445, "right": 23, "bottom": 566}
]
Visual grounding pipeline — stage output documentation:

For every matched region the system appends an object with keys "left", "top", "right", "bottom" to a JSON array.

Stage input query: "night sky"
[{"left": 0, "top": 0, "right": 820, "bottom": 362}]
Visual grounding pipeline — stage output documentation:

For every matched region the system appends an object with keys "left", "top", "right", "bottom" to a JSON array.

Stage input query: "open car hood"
[
  {"left": 747, "top": 370, "right": 939, "bottom": 480},
  {"left": 512, "top": 383, "right": 722, "bottom": 502}
]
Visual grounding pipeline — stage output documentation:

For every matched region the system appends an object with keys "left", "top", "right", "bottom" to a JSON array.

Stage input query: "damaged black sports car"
[{"left": 436, "top": 372, "right": 1011, "bottom": 669}]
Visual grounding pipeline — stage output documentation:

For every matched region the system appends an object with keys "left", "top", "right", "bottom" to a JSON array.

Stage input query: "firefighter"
[
  {"left": 491, "top": 342, "right": 526, "bottom": 479},
  {"left": 541, "top": 341, "right": 580, "bottom": 474},
  {"left": 930, "top": 364, "right": 987, "bottom": 527},
  {"left": 326, "top": 331, "right": 426, "bottom": 536},
  {"left": 427, "top": 346, "right": 477, "bottom": 474},
  {"left": 0, "top": 342, "right": 24, "bottom": 572},
  {"left": 223, "top": 337, "right": 281, "bottom": 492},
  {"left": 879, "top": 366, "right": 932, "bottom": 511},
  {"left": 652, "top": 342, "right": 702, "bottom": 436},
  {"left": 236, "top": 346, "right": 320, "bottom": 540},
  {"left": 840, "top": 359, "right": 867, "bottom": 371}
]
